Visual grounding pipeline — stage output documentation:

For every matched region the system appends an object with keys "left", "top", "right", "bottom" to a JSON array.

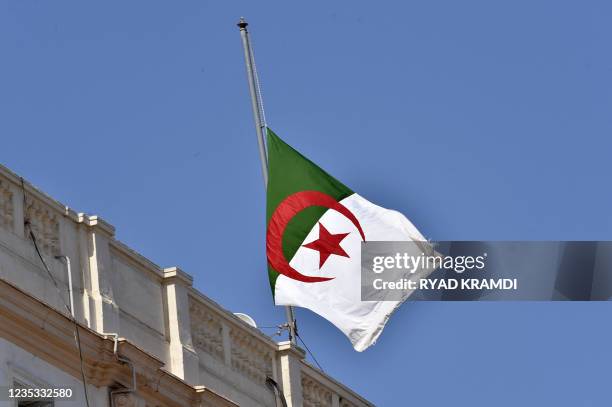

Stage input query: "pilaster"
[
  {"left": 163, "top": 266, "right": 199, "bottom": 385},
  {"left": 277, "top": 341, "right": 306, "bottom": 407},
  {"left": 81, "top": 214, "right": 120, "bottom": 334}
]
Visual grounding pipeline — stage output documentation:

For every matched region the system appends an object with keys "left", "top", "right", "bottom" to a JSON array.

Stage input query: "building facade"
[{"left": 0, "top": 164, "right": 373, "bottom": 407}]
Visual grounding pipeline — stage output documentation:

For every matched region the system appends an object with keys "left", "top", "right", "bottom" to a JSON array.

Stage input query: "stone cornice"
[
  {"left": 163, "top": 267, "right": 194, "bottom": 286},
  {"left": 0, "top": 163, "right": 80, "bottom": 222},
  {"left": 0, "top": 278, "right": 237, "bottom": 407},
  {"left": 109, "top": 238, "right": 166, "bottom": 279},
  {"left": 79, "top": 214, "right": 116, "bottom": 236},
  {"left": 277, "top": 341, "right": 306, "bottom": 359},
  {"left": 188, "top": 288, "right": 279, "bottom": 350},
  {"left": 300, "top": 361, "right": 374, "bottom": 406}
]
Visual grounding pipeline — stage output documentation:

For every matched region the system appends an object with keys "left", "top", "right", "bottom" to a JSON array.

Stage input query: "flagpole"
[{"left": 237, "top": 17, "right": 298, "bottom": 345}]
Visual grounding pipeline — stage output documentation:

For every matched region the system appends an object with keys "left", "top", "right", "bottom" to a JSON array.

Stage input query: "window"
[
  {"left": 12, "top": 380, "right": 54, "bottom": 407},
  {"left": 18, "top": 402, "right": 54, "bottom": 407}
]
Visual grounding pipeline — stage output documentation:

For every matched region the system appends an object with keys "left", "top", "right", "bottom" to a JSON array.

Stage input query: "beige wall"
[{"left": 0, "top": 338, "right": 107, "bottom": 407}]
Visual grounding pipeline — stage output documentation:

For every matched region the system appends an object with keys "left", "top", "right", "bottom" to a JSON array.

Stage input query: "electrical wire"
[
  {"left": 259, "top": 323, "right": 325, "bottom": 372},
  {"left": 265, "top": 376, "right": 288, "bottom": 407},
  {"left": 296, "top": 333, "right": 324, "bottom": 373},
  {"left": 20, "top": 178, "right": 91, "bottom": 407}
]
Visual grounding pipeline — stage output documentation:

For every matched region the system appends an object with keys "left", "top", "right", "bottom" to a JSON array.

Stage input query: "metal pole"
[
  {"left": 238, "top": 17, "right": 268, "bottom": 186},
  {"left": 237, "top": 17, "right": 297, "bottom": 345}
]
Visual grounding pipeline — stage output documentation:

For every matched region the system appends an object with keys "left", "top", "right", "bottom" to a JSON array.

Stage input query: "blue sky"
[{"left": 1, "top": 1, "right": 611, "bottom": 405}]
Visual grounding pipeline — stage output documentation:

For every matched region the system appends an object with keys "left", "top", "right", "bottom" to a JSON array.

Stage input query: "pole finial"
[{"left": 237, "top": 17, "right": 248, "bottom": 29}]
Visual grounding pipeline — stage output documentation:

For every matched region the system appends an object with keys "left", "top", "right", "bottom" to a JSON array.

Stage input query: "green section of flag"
[{"left": 266, "top": 128, "right": 353, "bottom": 292}]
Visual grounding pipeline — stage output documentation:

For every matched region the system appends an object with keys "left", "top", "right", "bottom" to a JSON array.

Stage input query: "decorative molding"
[
  {"left": 189, "top": 289, "right": 278, "bottom": 349},
  {"left": 189, "top": 297, "right": 225, "bottom": 362},
  {"left": 340, "top": 398, "right": 358, "bottom": 407},
  {"left": 24, "top": 197, "right": 60, "bottom": 257},
  {"left": 300, "top": 362, "right": 374, "bottom": 407},
  {"left": 302, "top": 372, "right": 333, "bottom": 407},
  {"left": 0, "top": 164, "right": 80, "bottom": 222},
  {"left": 229, "top": 326, "right": 274, "bottom": 385},
  {"left": 112, "top": 392, "right": 139, "bottom": 407},
  {"left": 0, "top": 179, "right": 14, "bottom": 232}
]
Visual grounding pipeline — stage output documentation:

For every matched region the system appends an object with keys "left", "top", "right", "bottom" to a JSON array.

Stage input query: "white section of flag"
[{"left": 274, "top": 193, "right": 433, "bottom": 351}]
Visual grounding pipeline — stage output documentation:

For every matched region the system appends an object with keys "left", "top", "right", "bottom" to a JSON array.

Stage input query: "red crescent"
[{"left": 267, "top": 191, "right": 366, "bottom": 283}]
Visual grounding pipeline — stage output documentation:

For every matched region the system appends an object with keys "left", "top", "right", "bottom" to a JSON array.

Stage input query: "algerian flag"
[{"left": 266, "top": 129, "right": 429, "bottom": 351}]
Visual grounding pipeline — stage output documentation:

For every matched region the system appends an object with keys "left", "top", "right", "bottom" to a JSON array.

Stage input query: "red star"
[{"left": 302, "top": 223, "right": 350, "bottom": 269}]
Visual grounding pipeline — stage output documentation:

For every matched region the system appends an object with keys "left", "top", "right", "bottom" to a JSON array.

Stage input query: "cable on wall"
[{"left": 20, "top": 177, "right": 91, "bottom": 407}]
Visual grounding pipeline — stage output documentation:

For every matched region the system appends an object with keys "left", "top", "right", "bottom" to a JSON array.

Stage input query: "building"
[{"left": 0, "top": 164, "right": 374, "bottom": 407}]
